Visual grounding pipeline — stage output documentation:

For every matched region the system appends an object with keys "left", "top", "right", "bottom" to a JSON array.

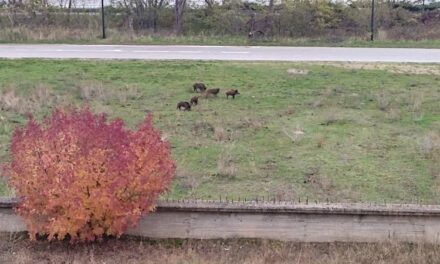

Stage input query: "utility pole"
[
  {"left": 101, "top": 0, "right": 106, "bottom": 39},
  {"left": 370, "top": 0, "right": 375, "bottom": 41}
]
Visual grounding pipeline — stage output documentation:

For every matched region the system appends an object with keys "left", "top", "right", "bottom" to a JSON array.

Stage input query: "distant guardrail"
[{"left": 2, "top": 197, "right": 440, "bottom": 243}]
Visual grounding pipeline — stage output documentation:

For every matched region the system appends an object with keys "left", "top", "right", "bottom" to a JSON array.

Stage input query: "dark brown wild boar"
[
  {"left": 226, "top": 89, "right": 240, "bottom": 99},
  {"left": 204, "top": 88, "right": 220, "bottom": 98},
  {"left": 177, "top": 101, "right": 191, "bottom": 111},
  {"left": 190, "top": 96, "right": 199, "bottom": 105},
  {"left": 193, "top": 83, "right": 207, "bottom": 93}
]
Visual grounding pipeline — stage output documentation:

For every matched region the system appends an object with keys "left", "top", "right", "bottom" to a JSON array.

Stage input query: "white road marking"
[
  {"left": 175, "top": 51, "right": 203, "bottom": 53},
  {"left": 134, "top": 50, "right": 170, "bottom": 53},
  {"left": 55, "top": 49, "right": 122, "bottom": 52},
  {"left": 55, "top": 49, "right": 82, "bottom": 52},
  {"left": 221, "top": 51, "right": 249, "bottom": 54}
]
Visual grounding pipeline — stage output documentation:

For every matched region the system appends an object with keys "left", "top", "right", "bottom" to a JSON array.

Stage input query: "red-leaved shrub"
[{"left": 6, "top": 107, "right": 175, "bottom": 242}]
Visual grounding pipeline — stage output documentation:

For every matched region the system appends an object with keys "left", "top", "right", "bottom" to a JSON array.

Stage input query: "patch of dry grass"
[
  {"left": 0, "top": 85, "right": 57, "bottom": 115},
  {"left": 1, "top": 233, "right": 440, "bottom": 264},
  {"left": 216, "top": 146, "right": 238, "bottom": 179},
  {"left": 376, "top": 91, "right": 391, "bottom": 111},
  {"left": 286, "top": 68, "right": 309, "bottom": 76},
  {"left": 315, "top": 62, "right": 440, "bottom": 76},
  {"left": 419, "top": 132, "right": 440, "bottom": 158},
  {"left": 282, "top": 124, "right": 305, "bottom": 143},
  {"left": 78, "top": 82, "right": 142, "bottom": 105}
]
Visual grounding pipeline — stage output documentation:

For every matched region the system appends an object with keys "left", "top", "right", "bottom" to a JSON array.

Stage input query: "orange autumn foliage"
[{"left": 6, "top": 107, "right": 175, "bottom": 242}]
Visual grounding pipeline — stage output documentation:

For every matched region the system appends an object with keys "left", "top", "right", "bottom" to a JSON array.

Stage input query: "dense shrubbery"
[
  {"left": 1, "top": 0, "right": 439, "bottom": 41},
  {"left": 5, "top": 107, "right": 175, "bottom": 242}
]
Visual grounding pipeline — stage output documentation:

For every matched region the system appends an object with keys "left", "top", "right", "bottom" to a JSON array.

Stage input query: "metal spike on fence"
[{"left": 306, "top": 197, "right": 309, "bottom": 205}]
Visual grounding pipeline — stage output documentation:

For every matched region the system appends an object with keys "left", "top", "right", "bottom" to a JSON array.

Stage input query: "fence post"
[
  {"left": 101, "top": 0, "right": 106, "bottom": 39},
  {"left": 370, "top": 0, "right": 375, "bottom": 41}
]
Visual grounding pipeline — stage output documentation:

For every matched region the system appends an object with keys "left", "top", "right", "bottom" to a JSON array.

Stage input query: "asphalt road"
[{"left": 0, "top": 44, "right": 440, "bottom": 62}]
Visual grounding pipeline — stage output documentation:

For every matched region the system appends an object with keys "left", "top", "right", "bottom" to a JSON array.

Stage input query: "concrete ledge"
[
  {"left": 2, "top": 197, "right": 440, "bottom": 243},
  {"left": 3, "top": 197, "right": 440, "bottom": 216},
  {"left": 155, "top": 200, "right": 440, "bottom": 216}
]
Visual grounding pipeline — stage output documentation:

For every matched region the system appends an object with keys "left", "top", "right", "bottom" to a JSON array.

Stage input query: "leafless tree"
[
  {"left": 118, "top": 0, "right": 168, "bottom": 32},
  {"left": 205, "top": 0, "right": 214, "bottom": 9},
  {"left": 175, "top": 0, "right": 186, "bottom": 34},
  {"left": 6, "top": 0, "right": 23, "bottom": 26},
  {"left": 148, "top": 0, "right": 166, "bottom": 32}
]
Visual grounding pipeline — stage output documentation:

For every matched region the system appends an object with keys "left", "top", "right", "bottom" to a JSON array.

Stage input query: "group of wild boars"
[{"left": 177, "top": 83, "right": 240, "bottom": 111}]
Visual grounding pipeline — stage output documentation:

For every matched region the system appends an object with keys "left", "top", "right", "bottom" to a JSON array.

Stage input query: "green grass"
[
  {"left": 0, "top": 60, "right": 439, "bottom": 203},
  {"left": 103, "top": 36, "right": 440, "bottom": 49},
  {"left": 1, "top": 26, "right": 440, "bottom": 48}
]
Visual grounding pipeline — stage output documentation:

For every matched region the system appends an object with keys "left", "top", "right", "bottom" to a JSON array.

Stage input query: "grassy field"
[
  {"left": 1, "top": 233, "right": 440, "bottom": 264},
  {"left": 0, "top": 60, "right": 439, "bottom": 203},
  {"left": 2, "top": 27, "right": 440, "bottom": 48}
]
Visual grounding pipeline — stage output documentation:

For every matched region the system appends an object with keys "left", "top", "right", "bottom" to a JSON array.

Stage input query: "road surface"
[{"left": 0, "top": 44, "right": 439, "bottom": 63}]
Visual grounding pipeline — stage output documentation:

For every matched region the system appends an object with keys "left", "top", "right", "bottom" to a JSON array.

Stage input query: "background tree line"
[{"left": 1, "top": 0, "right": 439, "bottom": 41}]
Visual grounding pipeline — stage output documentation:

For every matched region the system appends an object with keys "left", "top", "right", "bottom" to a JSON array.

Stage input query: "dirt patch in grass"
[
  {"left": 286, "top": 68, "right": 309, "bottom": 75},
  {"left": 316, "top": 62, "right": 440, "bottom": 75},
  {"left": 1, "top": 233, "right": 440, "bottom": 264}
]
